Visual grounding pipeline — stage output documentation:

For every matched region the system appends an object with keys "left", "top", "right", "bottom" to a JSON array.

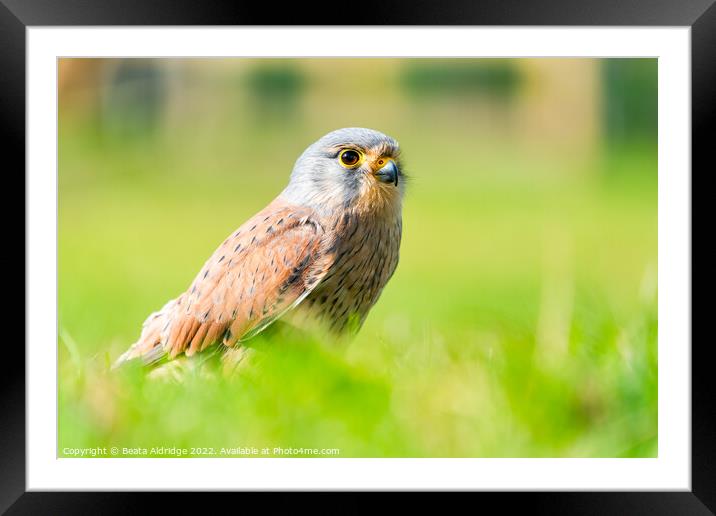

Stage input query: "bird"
[{"left": 114, "top": 127, "right": 405, "bottom": 368}]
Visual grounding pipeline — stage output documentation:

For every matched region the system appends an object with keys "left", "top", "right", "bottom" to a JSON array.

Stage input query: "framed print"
[{"left": 4, "top": 0, "right": 711, "bottom": 512}]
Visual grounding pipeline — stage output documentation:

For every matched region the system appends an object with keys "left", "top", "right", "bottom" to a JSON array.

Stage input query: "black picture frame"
[{"left": 3, "top": 0, "right": 710, "bottom": 513}]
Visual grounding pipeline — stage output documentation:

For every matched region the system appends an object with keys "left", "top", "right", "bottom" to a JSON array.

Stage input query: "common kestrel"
[{"left": 115, "top": 128, "right": 404, "bottom": 367}]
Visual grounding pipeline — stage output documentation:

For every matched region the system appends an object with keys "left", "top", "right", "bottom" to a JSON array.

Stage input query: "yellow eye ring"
[{"left": 339, "top": 149, "right": 363, "bottom": 169}]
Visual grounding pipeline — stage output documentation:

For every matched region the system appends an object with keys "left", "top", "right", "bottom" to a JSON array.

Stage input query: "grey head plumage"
[{"left": 280, "top": 127, "right": 404, "bottom": 214}]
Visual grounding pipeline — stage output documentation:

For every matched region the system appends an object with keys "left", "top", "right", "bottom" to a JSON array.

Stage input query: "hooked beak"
[{"left": 375, "top": 160, "right": 399, "bottom": 186}]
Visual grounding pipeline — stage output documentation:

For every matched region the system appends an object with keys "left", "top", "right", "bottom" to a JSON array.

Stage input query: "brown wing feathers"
[
  {"left": 117, "top": 201, "right": 332, "bottom": 365},
  {"left": 121, "top": 201, "right": 332, "bottom": 365}
]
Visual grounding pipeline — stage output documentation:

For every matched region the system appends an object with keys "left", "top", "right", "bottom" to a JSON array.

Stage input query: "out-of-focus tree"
[{"left": 602, "top": 59, "right": 658, "bottom": 146}]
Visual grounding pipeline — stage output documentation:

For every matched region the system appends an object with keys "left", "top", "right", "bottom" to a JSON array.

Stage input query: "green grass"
[{"left": 58, "top": 114, "right": 657, "bottom": 458}]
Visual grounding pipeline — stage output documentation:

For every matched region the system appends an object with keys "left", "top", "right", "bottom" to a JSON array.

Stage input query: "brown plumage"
[{"left": 115, "top": 127, "right": 404, "bottom": 367}]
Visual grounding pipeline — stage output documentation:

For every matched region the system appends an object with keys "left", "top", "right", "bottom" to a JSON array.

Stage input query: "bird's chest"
[{"left": 303, "top": 212, "right": 402, "bottom": 332}]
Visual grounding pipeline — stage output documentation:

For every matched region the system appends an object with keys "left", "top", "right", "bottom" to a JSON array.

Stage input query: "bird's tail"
[{"left": 112, "top": 297, "right": 180, "bottom": 369}]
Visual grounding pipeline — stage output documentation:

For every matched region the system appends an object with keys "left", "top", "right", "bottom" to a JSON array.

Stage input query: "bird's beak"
[{"left": 375, "top": 160, "right": 399, "bottom": 186}]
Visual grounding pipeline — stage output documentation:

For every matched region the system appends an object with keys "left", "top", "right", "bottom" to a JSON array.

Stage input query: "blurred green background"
[{"left": 58, "top": 58, "right": 657, "bottom": 458}]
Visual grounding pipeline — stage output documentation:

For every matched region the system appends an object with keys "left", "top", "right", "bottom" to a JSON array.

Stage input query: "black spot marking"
[
  {"left": 307, "top": 219, "right": 321, "bottom": 233},
  {"left": 298, "top": 254, "right": 311, "bottom": 269},
  {"left": 286, "top": 271, "right": 301, "bottom": 286}
]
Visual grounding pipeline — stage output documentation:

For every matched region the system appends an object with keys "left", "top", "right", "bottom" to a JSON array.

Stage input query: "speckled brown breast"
[{"left": 300, "top": 208, "right": 402, "bottom": 333}]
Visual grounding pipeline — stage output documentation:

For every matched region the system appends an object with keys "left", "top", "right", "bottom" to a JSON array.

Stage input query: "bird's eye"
[{"left": 339, "top": 149, "right": 362, "bottom": 168}]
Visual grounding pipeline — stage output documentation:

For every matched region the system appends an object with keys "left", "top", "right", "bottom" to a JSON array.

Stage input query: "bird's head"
[{"left": 281, "top": 128, "right": 404, "bottom": 217}]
